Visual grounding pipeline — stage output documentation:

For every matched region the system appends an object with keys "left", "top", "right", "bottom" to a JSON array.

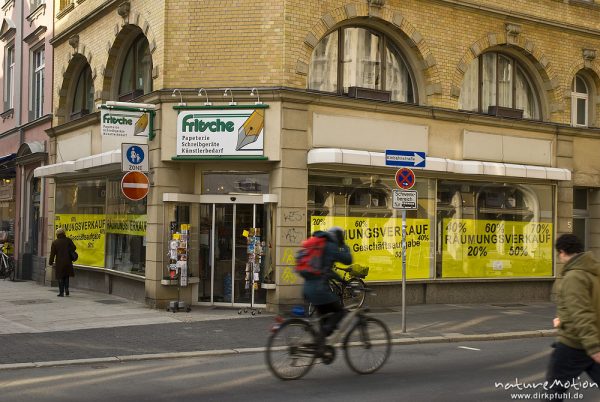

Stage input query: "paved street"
[
  {"left": 2, "top": 338, "right": 598, "bottom": 402},
  {"left": 0, "top": 280, "right": 557, "bottom": 367}
]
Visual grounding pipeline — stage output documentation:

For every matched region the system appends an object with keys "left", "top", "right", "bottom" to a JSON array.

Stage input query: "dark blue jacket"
[{"left": 303, "top": 230, "right": 353, "bottom": 305}]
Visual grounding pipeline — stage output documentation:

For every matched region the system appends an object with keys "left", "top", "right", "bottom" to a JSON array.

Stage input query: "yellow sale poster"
[
  {"left": 442, "top": 218, "right": 553, "bottom": 278},
  {"left": 54, "top": 214, "right": 106, "bottom": 268},
  {"left": 105, "top": 214, "right": 147, "bottom": 236},
  {"left": 311, "top": 216, "right": 432, "bottom": 280}
]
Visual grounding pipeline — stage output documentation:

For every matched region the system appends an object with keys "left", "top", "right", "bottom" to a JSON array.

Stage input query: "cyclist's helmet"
[{"left": 328, "top": 226, "right": 345, "bottom": 246}]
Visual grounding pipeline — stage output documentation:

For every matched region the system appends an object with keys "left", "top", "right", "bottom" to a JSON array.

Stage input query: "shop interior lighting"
[
  {"left": 198, "top": 88, "right": 212, "bottom": 106},
  {"left": 250, "top": 88, "right": 263, "bottom": 104},
  {"left": 223, "top": 88, "right": 237, "bottom": 105},
  {"left": 172, "top": 89, "right": 186, "bottom": 106}
]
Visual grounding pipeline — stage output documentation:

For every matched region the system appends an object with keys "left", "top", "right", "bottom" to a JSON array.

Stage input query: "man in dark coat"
[
  {"left": 49, "top": 227, "right": 76, "bottom": 297},
  {"left": 303, "top": 226, "right": 352, "bottom": 345},
  {"left": 546, "top": 234, "right": 600, "bottom": 400}
]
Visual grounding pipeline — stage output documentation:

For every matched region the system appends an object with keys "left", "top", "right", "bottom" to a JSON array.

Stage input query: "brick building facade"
[{"left": 37, "top": 0, "right": 600, "bottom": 310}]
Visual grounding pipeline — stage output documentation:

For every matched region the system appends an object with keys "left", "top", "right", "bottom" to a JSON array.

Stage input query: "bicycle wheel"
[
  {"left": 265, "top": 318, "right": 318, "bottom": 380},
  {"left": 7, "top": 257, "right": 15, "bottom": 281},
  {"left": 342, "top": 279, "right": 366, "bottom": 310},
  {"left": 343, "top": 316, "right": 391, "bottom": 374}
]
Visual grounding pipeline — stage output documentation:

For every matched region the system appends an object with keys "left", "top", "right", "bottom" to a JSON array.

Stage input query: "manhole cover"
[
  {"left": 491, "top": 303, "right": 527, "bottom": 308},
  {"left": 95, "top": 299, "right": 127, "bottom": 305},
  {"left": 11, "top": 299, "right": 53, "bottom": 305}
]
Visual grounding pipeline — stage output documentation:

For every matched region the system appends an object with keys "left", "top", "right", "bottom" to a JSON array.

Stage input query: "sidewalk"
[{"left": 0, "top": 280, "right": 557, "bottom": 369}]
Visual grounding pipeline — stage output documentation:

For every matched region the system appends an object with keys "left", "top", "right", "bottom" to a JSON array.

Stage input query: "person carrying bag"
[{"left": 49, "top": 227, "right": 76, "bottom": 297}]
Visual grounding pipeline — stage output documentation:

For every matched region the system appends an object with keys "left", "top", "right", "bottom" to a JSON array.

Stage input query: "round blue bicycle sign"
[{"left": 126, "top": 145, "right": 144, "bottom": 165}]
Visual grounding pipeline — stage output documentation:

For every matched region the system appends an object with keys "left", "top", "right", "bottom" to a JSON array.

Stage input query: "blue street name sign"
[{"left": 385, "top": 149, "right": 426, "bottom": 168}]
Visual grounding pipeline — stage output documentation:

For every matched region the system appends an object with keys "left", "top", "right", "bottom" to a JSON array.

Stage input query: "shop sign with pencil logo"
[
  {"left": 176, "top": 108, "right": 266, "bottom": 156},
  {"left": 101, "top": 109, "right": 150, "bottom": 137}
]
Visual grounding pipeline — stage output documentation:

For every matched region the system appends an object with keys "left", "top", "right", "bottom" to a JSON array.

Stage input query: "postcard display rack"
[
  {"left": 166, "top": 223, "right": 192, "bottom": 313},
  {"left": 238, "top": 228, "right": 264, "bottom": 316}
]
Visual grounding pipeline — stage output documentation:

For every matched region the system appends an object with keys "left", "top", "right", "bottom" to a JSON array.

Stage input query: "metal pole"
[{"left": 401, "top": 208, "right": 407, "bottom": 333}]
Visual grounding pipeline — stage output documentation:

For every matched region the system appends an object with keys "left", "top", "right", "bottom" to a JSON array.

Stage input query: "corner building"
[{"left": 38, "top": 0, "right": 600, "bottom": 310}]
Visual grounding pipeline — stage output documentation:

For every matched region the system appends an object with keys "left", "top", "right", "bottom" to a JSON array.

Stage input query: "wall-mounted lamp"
[
  {"left": 223, "top": 88, "right": 237, "bottom": 106},
  {"left": 172, "top": 89, "right": 186, "bottom": 106},
  {"left": 198, "top": 88, "right": 212, "bottom": 106},
  {"left": 250, "top": 88, "right": 263, "bottom": 105}
]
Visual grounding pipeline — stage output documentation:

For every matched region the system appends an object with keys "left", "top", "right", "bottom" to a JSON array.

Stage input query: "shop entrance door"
[{"left": 198, "top": 199, "right": 267, "bottom": 307}]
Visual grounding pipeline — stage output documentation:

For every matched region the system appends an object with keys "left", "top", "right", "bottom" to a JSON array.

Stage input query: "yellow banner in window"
[
  {"left": 54, "top": 214, "right": 106, "bottom": 268},
  {"left": 442, "top": 218, "right": 553, "bottom": 278},
  {"left": 311, "top": 216, "right": 431, "bottom": 280},
  {"left": 106, "top": 214, "right": 147, "bottom": 236}
]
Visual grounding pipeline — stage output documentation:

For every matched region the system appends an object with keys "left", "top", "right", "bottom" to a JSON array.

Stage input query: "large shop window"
[
  {"left": 458, "top": 52, "right": 541, "bottom": 120},
  {"left": 55, "top": 178, "right": 147, "bottom": 276},
  {"left": 308, "top": 27, "right": 415, "bottom": 103},
  {"left": 308, "top": 173, "right": 555, "bottom": 282},
  {"left": 308, "top": 172, "right": 435, "bottom": 281}
]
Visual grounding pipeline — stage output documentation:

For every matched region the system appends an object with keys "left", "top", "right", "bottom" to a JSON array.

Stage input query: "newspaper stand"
[
  {"left": 238, "top": 228, "right": 263, "bottom": 316},
  {"left": 166, "top": 223, "right": 191, "bottom": 313}
]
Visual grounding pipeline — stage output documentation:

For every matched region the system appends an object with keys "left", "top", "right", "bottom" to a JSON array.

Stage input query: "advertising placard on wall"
[
  {"left": 176, "top": 108, "right": 264, "bottom": 156},
  {"left": 311, "top": 216, "right": 431, "bottom": 280},
  {"left": 101, "top": 109, "right": 150, "bottom": 137},
  {"left": 442, "top": 218, "right": 553, "bottom": 278},
  {"left": 55, "top": 214, "right": 106, "bottom": 268}
]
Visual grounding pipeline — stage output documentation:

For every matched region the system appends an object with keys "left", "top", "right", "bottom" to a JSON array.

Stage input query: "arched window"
[
  {"left": 118, "top": 34, "right": 152, "bottom": 101},
  {"left": 572, "top": 74, "right": 589, "bottom": 127},
  {"left": 308, "top": 27, "right": 415, "bottom": 103},
  {"left": 459, "top": 52, "right": 540, "bottom": 120},
  {"left": 71, "top": 64, "right": 93, "bottom": 120}
]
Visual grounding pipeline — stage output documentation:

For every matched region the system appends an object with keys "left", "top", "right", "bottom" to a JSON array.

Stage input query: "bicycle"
[
  {"left": 307, "top": 264, "right": 369, "bottom": 316},
  {"left": 265, "top": 298, "right": 391, "bottom": 380},
  {"left": 0, "top": 248, "right": 15, "bottom": 281}
]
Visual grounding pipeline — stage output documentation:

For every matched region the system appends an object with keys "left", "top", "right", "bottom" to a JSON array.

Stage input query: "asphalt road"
[{"left": 2, "top": 337, "right": 598, "bottom": 402}]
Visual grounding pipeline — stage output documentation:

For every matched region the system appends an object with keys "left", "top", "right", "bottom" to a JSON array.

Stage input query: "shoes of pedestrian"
[
  {"left": 57, "top": 294, "right": 64, "bottom": 297},
  {"left": 65, "top": 291, "right": 70, "bottom": 296}
]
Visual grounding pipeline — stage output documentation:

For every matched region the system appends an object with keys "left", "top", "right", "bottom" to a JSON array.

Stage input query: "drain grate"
[
  {"left": 94, "top": 299, "right": 127, "bottom": 305},
  {"left": 11, "top": 299, "right": 53, "bottom": 305},
  {"left": 491, "top": 303, "right": 527, "bottom": 308}
]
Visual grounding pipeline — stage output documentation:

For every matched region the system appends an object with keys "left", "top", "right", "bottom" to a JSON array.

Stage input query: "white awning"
[
  {"left": 307, "top": 148, "right": 571, "bottom": 181},
  {"left": 34, "top": 149, "right": 121, "bottom": 178}
]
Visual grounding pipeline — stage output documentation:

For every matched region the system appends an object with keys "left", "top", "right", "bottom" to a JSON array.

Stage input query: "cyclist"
[{"left": 303, "top": 226, "right": 352, "bottom": 351}]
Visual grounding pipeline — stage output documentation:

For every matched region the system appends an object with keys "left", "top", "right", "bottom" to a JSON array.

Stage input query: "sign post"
[{"left": 387, "top": 149, "right": 425, "bottom": 333}]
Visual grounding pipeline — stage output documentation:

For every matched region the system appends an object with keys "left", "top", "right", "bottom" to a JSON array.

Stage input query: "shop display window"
[
  {"left": 308, "top": 172, "right": 435, "bottom": 281},
  {"left": 308, "top": 172, "right": 555, "bottom": 282},
  {"left": 437, "top": 180, "right": 554, "bottom": 278},
  {"left": 54, "top": 178, "right": 147, "bottom": 276},
  {"left": 105, "top": 178, "right": 147, "bottom": 275}
]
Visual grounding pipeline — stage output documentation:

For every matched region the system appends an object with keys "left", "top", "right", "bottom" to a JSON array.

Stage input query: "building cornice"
[
  {"left": 434, "top": 0, "right": 600, "bottom": 37},
  {"left": 47, "top": 112, "right": 98, "bottom": 137},
  {"left": 51, "top": 0, "right": 119, "bottom": 46}
]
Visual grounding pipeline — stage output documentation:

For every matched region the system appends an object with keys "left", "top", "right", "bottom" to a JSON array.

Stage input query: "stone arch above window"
[
  {"left": 308, "top": 26, "right": 416, "bottom": 103},
  {"left": 458, "top": 51, "right": 542, "bottom": 120},
  {"left": 71, "top": 63, "right": 94, "bottom": 120},
  {"left": 56, "top": 54, "right": 95, "bottom": 125},
  {"left": 103, "top": 25, "right": 154, "bottom": 102}
]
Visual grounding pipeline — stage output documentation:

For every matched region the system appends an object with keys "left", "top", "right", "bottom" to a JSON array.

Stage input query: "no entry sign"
[{"left": 121, "top": 171, "right": 149, "bottom": 201}]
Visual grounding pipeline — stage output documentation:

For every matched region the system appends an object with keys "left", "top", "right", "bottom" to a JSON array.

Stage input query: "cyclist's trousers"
[{"left": 316, "top": 301, "right": 345, "bottom": 337}]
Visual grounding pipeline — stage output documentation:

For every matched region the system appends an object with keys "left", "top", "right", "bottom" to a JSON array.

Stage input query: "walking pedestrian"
[
  {"left": 546, "top": 233, "right": 600, "bottom": 400},
  {"left": 49, "top": 227, "right": 76, "bottom": 297}
]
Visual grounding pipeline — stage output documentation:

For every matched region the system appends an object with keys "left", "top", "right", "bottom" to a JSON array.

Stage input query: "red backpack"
[{"left": 294, "top": 235, "right": 327, "bottom": 279}]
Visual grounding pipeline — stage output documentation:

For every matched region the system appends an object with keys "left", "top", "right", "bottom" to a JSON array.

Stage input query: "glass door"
[{"left": 199, "top": 201, "right": 267, "bottom": 306}]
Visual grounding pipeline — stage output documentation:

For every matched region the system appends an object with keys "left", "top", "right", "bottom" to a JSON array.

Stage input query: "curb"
[{"left": 0, "top": 329, "right": 557, "bottom": 371}]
